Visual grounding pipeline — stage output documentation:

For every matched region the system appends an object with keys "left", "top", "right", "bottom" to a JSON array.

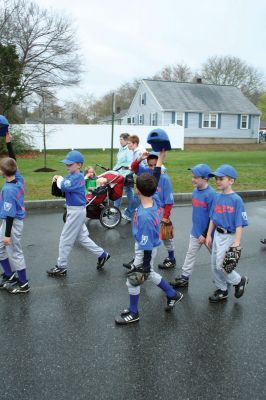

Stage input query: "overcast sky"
[{"left": 36, "top": 0, "right": 266, "bottom": 101}]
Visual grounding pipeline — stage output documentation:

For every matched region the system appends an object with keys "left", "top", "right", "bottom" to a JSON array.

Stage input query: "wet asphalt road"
[{"left": 0, "top": 200, "right": 266, "bottom": 400}]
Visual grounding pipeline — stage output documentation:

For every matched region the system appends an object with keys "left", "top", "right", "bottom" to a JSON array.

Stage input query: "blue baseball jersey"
[
  {"left": 210, "top": 192, "right": 248, "bottom": 232},
  {"left": 137, "top": 165, "right": 174, "bottom": 207},
  {"left": 0, "top": 171, "right": 25, "bottom": 219},
  {"left": 61, "top": 172, "right": 86, "bottom": 206},
  {"left": 132, "top": 197, "right": 163, "bottom": 250},
  {"left": 191, "top": 185, "right": 216, "bottom": 238}
]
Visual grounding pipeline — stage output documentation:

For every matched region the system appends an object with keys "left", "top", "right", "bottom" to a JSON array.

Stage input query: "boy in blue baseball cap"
[
  {"left": 206, "top": 164, "right": 248, "bottom": 302},
  {"left": 47, "top": 150, "right": 110, "bottom": 277},
  {"left": 170, "top": 163, "right": 216, "bottom": 288}
]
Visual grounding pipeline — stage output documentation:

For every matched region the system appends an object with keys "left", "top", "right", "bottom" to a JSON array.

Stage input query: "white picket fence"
[{"left": 11, "top": 124, "right": 184, "bottom": 150}]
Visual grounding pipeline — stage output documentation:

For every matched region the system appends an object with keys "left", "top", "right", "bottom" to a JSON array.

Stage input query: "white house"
[{"left": 122, "top": 79, "right": 261, "bottom": 144}]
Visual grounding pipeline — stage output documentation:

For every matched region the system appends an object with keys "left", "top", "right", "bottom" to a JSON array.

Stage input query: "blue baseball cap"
[
  {"left": 147, "top": 128, "right": 171, "bottom": 151},
  {"left": 208, "top": 164, "right": 237, "bottom": 179},
  {"left": 188, "top": 163, "right": 212, "bottom": 178},
  {"left": 61, "top": 150, "right": 84, "bottom": 164},
  {"left": 0, "top": 115, "right": 9, "bottom": 137}
]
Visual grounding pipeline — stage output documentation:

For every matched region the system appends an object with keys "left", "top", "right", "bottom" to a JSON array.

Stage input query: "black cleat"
[
  {"left": 165, "top": 291, "right": 183, "bottom": 311},
  {"left": 0, "top": 273, "right": 18, "bottom": 289},
  {"left": 47, "top": 266, "right": 67, "bottom": 277},
  {"left": 170, "top": 276, "right": 189, "bottom": 288},
  {"left": 234, "top": 276, "right": 248, "bottom": 299},
  {"left": 209, "top": 289, "right": 228, "bottom": 303},
  {"left": 7, "top": 281, "right": 30, "bottom": 294},
  {"left": 158, "top": 258, "right": 176, "bottom": 270},
  {"left": 115, "top": 309, "right": 139, "bottom": 325}
]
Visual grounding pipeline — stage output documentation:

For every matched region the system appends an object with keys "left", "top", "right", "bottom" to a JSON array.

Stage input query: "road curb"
[{"left": 25, "top": 189, "right": 266, "bottom": 210}]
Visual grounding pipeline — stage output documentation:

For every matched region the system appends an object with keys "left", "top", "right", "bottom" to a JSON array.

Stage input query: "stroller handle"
[
  {"left": 96, "top": 163, "right": 109, "bottom": 171},
  {"left": 96, "top": 164, "right": 127, "bottom": 172}
]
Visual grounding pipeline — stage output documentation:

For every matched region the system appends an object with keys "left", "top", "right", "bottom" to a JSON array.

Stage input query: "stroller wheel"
[{"left": 100, "top": 206, "right": 121, "bottom": 229}]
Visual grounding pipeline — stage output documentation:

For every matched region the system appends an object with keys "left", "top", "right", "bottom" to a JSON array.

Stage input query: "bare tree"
[
  {"left": 63, "top": 94, "right": 97, "bottom": 124},
  {"left": 200, "top": 56, "right": 265, "bottom": 100},
  {"left": 0, "top": 0, "right": 82, "bottom": 102},
  {"left": 152, "top": 62, "right": 192, "bottom": 82},
  {"left": 91, "top": 79, "right": 139, "bottom": 120}
]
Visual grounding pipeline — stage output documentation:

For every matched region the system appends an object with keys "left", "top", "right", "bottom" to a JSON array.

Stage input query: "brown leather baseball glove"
[{"left": 160, "top": 219, "right": 174, "bottom": 240}]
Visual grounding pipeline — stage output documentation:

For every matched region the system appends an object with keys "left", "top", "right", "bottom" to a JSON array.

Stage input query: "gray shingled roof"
[{"left": 143, "top": 79, "right": 260, "bottom": 115}]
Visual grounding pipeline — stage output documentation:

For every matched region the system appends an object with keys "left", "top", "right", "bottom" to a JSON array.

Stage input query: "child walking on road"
[
  {"left": 206, "top": 164, "right": 248, "bottom": 302},
  {"left": 170, "top": 164, "right": 216, "bottom": 288},
  {"left": 115, "top": 151, "right": 183, "bottom": 325},
  {"left": 47, "top": 150, "right": 110, "bottom": 277},
  {"left": 0, "top": 133, "right": 29, "bottom": 293}
]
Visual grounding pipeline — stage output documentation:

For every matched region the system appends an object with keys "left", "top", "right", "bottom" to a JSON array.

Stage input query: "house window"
[
  {"left": 151, "top": 112, "right": 158, "bottom": 126},
  {"left": 176, "top": 112, "right": 184, "bottom": 126},
  {"left": 127, "top": 117, "right": 131, "bottom": 124},
  {"left": 138, "top": 114, "right": 144, "bottom": 125},
  {"left": 203, "top": 113, "right": 218, "bottom": 128},
  {"left": 139, "top": 93, "right": 146, "bottom": 105},
  {"left": 240, "top": 114, "right": 248, "bottom": 129}
]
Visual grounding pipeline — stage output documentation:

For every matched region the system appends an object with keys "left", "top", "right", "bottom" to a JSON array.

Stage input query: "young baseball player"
[
  {"left": 47, "top": 150, "right": 110, "bottom": 277},
  {"left": 123, "top": 151, "right": 176, "bottom": 269},
  {"left": 115, "top": 150, "right": 183, "bottom": 325},
  {"left": 0, "top": 133, "right": 29, "bottom": 293},
  {"left": 206, "top": 164, "right": 248, "bottom": 302},
  {"left": 170, "top": 164, "right": 216, "bottom": 288}
]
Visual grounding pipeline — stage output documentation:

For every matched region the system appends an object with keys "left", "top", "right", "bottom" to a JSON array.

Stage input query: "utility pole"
[
  {"left": 41, "top": 90, "right": 47, "bottom": 169},
  {"left": 110, "top": 92, "right": 115, "bottom": 169}
]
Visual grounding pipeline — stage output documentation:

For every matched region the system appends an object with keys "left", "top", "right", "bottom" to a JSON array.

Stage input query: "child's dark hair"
[
  {"left": 147, "top": 154, "right": 158, "bottom": 161},
  {"left": 136, "top": 173, "right": 157, "bottom": 197},
  {"left": 0, "top": 157, "right": 17, "bottom": 176}
]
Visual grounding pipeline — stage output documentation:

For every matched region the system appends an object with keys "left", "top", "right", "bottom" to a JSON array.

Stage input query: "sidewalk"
[{"left": 25, "top": 189, "right": 266, "bottom": 209}]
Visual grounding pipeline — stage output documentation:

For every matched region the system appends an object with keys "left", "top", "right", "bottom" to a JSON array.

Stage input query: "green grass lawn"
[{"left": 13, "top": 144, "right": 266, "bottom": 200}]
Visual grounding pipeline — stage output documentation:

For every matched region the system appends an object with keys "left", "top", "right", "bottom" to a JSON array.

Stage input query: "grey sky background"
[{"left": 37, "top": 0, "right": 266, "bottom": 101}]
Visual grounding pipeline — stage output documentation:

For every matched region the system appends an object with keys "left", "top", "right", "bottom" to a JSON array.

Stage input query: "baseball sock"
[
  {"left": 158, "top": 278, "right": 176, "bottom": 298},
  {"left": 168, "top": 251, "right": 175, "bottom": 261},
  {"left": 129, "top": 294, "right": 139, "bottom": 314},
  {"left": 99, "top": 251, "right": 108, "bottom": 259},
  {"left": 0, "top": 258, "right": 12, "bottom": 277},
  {"left": 17, "top": 269, "right": 27, "bottom": 284}
]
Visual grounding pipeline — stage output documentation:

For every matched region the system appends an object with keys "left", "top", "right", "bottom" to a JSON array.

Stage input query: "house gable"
[{"left": 125, "top": 81, "right": 164, "bottom": 125}]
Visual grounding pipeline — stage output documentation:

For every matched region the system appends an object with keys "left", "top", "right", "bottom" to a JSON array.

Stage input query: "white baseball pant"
[
  {"left": 57, "top": 206, "right": 104, "bottom": 268},
  {"left": 211, "top": 230, "right": 241, "bottom": 291},
  {"left": 126, "top": 244, "right": 162, "bottom": 295},
  {"left": 0, "top": 219, "right": 26, "bottom": 271}
]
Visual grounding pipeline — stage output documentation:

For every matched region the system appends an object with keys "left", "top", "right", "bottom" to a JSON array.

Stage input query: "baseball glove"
[
  {"left": 222, "top": 246, "right": 242, "bottom": 273},
  {"left": 127, "top": 264, "right": 150, "bottom": 286},
  {"left": 160, "top": 219, "right": 174, "bottom": 240},
  {"left": 51, "top": 181, "right": 65, "bottom": 197}
]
